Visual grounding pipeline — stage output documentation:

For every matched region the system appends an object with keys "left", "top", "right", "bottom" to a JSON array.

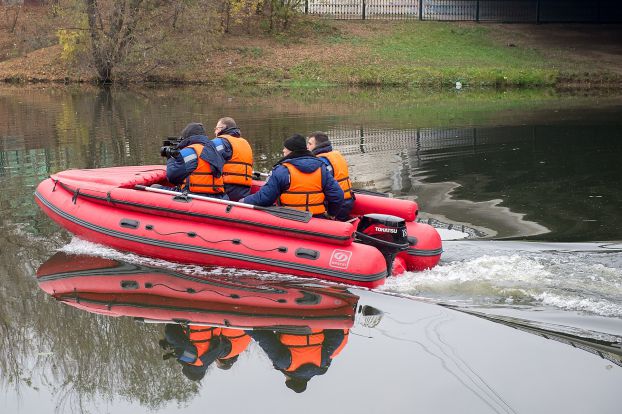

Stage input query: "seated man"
[
  {"left": 247, "top": 328, "right": 349, "bottom": 393},
  {"left": 165, "top": 122, "right": 228, "bottom": 199},
  {"left": 216, "top": 328, "right": 251, "bottom": 370},
  {"left": 240, "top": 134, "right": 343, "bottom": 219},
  {"left": 307, "top": 131, "right": 355, "bottom": 221},
  {"left": 161, "top": 324, "right": 229, "bottom": 382},
  {"left": 212, "top": 117, "right": 254, "bottom": 201}
]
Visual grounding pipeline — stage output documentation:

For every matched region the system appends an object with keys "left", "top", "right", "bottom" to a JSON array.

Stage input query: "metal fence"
[
  {"left": 303, "top": 0, "right": 622, "bottom": 22},
  {"left": 328, "top": 125, "right": 534, "bottom": 159}
]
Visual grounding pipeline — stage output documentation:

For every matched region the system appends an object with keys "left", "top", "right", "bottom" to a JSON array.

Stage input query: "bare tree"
[
  {"left": 84, "top": 0, "right": 146, "bottom": 83},
  {"left": 6, "top": 3, "right": 22, "bottom": 33}
]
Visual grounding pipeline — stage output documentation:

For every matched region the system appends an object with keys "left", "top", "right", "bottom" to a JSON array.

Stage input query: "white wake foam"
[{"left": 381, "top": 253, "right": 622, "bottom": 318}]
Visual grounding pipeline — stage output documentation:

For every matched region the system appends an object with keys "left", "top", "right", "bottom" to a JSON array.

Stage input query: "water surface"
[{"left": 1, "top": 85, "right": 621, "bottom": 413}]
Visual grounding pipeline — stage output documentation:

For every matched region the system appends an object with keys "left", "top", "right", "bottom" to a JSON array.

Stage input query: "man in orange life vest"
[
  {"left": 307, "top": 131, "right": 355, "bottom": 221},
  {"left": 240, "top": 134, "right": 344, "bottom": 219},
  {"left": 247, "top": 328, "right": 349, "bottom": 393},
  {"left": 211, "top": 117, "right": 254, "bottom": 201},
  {"left": 161, "top": 324, "right": 228, "bottom": 381},
  {"left": 162, "top": 324, "right": 251, "bottom": 381},
  {"left": 216, "top": 328, "right": 252, "bottom": 370},
  {"left": 165, "top": 122, "right": 228, "bottom": 199}
]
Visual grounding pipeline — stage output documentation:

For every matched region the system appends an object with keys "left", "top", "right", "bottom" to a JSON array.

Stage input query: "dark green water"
[
  {"left": 2, "top": 85, "right": 621, "bottom": 240},
  {"left": 1, "top": 85, "right": 621, "bottom": 413}
]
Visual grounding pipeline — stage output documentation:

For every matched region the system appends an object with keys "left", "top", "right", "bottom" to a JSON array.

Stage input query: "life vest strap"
[
  {"left": 187, "top": 327, "right": 219, "bottom": 334},
  {"left": 189, "top": 327, "right": 216, "bottom": 333},
  {"left": 225, "top": 333, "right": 248, "bottom": 339},
  {"left": 189, "top": 183, "right": 225, "bottom": 188},
  {"left": 282, "top": 190, "right": 324, "bottom": 195},
  {"left": 284, "top": 343, "right": 324, "bottom": 348},
  {"left": 190, "top": 339, "right": 213, "bottom": 344},
  {"left": 226, "top": 161, "right": 253, "bottom": 167},
  {"left": 223, "top": 161, "right": 253, "bottom": 180},
  {"left": 223, "top": 172, "right": 253, "bottom": 178},
  {"left": 279, "top": 201, "right": 325, "bottom": 207}
]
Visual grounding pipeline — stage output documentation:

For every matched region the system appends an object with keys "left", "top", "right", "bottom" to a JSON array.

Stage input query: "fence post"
[
  {"left": 359, "top": 127, "right": 365, "bottom": 153},
  {"left": 419, "top": 0, "right": 423, "bottom": 21},
  {"left": 305, "top": 0, "right": 308, "bottom": 15},
  {"left": 476, "top": 0, "right": 480, "bottom": 22},
  {"left": 536, "top": 0, "right": 540, "bottom": 24},
  {"left": 362, "top": 0, "right": 366, "bottom": 20}
]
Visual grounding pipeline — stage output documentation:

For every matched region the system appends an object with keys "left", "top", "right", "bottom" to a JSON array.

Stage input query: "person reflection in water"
[
  {"left": 216, "top": 328, "right": 252, "bottom": 370},
  {"left": 248, "top": 328, "right": 349, "bottom": 393},
  {"left": 161, "top": 324, "right": 250, "bottom": 381}
]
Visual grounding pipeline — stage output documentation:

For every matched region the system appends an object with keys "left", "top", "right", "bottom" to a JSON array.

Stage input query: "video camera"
[{"left": 160, "top": 136, "right": 181, "bottom": 158}]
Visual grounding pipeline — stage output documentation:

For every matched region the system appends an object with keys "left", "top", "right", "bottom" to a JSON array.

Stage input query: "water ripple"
[{"left": 382, "top": 251, "right": 622, "bottom": 318}]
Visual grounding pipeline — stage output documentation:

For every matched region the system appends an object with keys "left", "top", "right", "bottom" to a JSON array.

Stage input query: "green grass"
[
  {"left": 370, "top": 22, "right": 545, "bottom": 68},
  {"left": 235, "top": 46, "right": 264, "bottom": 58},
  {"left": 289, "top": 21, "right": 560, "bottom": 87},
  {"left": 224, "top": 65, "right": 287, "bottom": 85}
]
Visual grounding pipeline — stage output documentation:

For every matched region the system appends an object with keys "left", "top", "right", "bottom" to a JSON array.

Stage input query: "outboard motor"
[{"left": 355, "top": 214, "right": 409, "bottom": 275}]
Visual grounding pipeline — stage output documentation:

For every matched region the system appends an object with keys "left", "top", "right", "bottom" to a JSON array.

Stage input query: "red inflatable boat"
[
  {"left": 36, "top": 252, "right": 359, "bottom": 330},
  {"left": 35, "top": 166, "right": 442, "bottom": 288}
]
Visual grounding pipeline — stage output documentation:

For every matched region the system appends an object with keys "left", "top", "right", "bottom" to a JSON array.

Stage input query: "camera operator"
[{"left": 164, "top": 122, "right": 229, "bottom": 199}]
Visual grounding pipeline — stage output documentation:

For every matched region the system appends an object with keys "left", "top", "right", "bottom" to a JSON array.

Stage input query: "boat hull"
[
  {"left": 35, "top": 165, "right": 442, "bottom": 287},
  {"left": 36, "top": 178, "right": 387, "bottom": 287},
  {"left": 37, "top": 252, "right": 358, "bottom": 329}
]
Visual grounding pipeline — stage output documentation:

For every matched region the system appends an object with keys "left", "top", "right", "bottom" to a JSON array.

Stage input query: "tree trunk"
[
  {"left": 9, "top": 5, "right": 21, "bottom": 34},
  {"left": 83, "top": 0, "right": 144, "bottom": 84}
]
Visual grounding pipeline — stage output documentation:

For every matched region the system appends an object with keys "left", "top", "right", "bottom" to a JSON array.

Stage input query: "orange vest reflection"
[
  {"left": 217, "top": 328, "right": 252, "bottom": 370},
  {"left": 162, "top": 324, "right": 251, "bottom": 381},
  {"left": 248, "top": 328, "right": 350, "bottom": 393}
]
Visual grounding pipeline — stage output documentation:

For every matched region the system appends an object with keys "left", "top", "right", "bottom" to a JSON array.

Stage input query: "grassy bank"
[
  {"left": 1, "top": 13, "right": 621, "bottom": 88},
  {"left": 285, "top": 22, "right": 558, "bottom": 87}
]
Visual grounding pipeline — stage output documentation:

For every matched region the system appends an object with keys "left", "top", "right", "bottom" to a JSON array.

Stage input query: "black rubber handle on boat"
[
  {"left": 252, "top": 171, "right": 270, "bottom": 180},
  {"left": 134, "top": 185, "right": 312, "bottom": 223}
]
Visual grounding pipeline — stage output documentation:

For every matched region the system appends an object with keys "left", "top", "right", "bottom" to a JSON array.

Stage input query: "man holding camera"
[{"left": 164, "top": 122, "right": 228, "bottom": 199}]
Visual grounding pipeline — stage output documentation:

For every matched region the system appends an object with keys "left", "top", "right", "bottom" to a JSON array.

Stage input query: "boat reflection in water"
[{"left": 36, "top": 252, "right": 382, "bottom": 392}]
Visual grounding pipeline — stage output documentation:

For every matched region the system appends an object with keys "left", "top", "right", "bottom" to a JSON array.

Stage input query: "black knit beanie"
[
  {"left": 180, "top": 122, "right": 206, "bottom": 139},
  {"left": 283, "top": 134, "right": 308, "bottom": 152},
  {"left": 181, "top": 365, "right": 206, "bottom": 382},
  {"left": 285, "top": 377, "right": 308, "bottom": 393}
]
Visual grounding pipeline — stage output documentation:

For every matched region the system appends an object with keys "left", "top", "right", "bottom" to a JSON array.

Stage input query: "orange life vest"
[
  {"left": 279, "top": 329, "right": 349, "bottom": 371},
  {"left": 317, "top": 151, "right": 353, "bottom": 200},
  {"left": 184, "top": 325, "right": 222, "bottom": 366},
  {"left": 220, "top": 328, "right": 251, "bottom": 359},
  {"left": 183, "top": 143, "right": 225, "bottom": 194},
  {"left": 279, "top": 329, "right": 325, "bottom": 372},
  {"left": 278, "top": 162, "right": 326, "bottom": 215},
  {"left": 218, "top": 134, "right": 253, "bottom": 187}
]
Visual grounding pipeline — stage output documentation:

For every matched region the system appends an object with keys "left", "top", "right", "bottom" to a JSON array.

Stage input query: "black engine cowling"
[{"left": 355, "top": 214, "right": 409, "bottom": 274}]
